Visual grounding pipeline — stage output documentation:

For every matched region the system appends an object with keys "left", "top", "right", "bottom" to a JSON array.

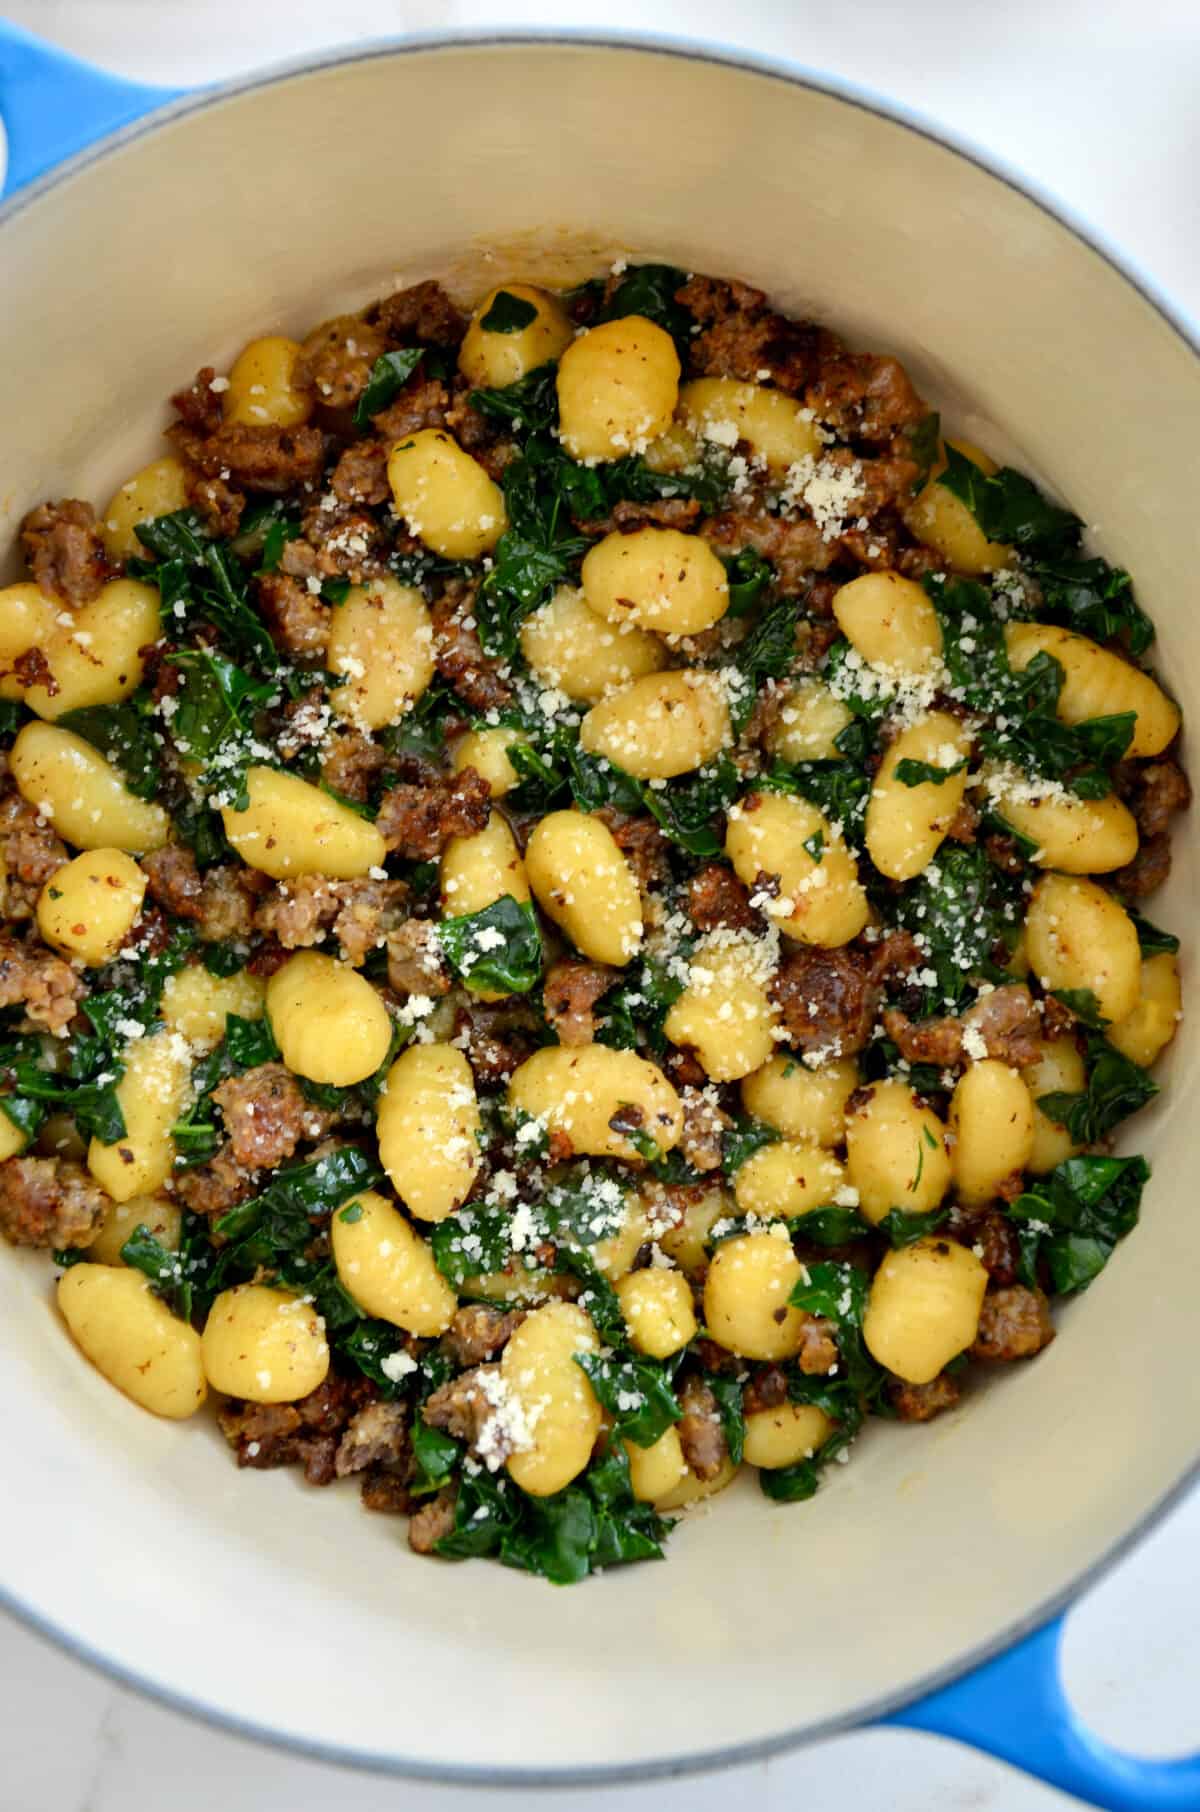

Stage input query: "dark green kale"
[
  {"left": 596, "top": 958, "right": 686, "bottom": 1059},
  {"left": 877, "top": 1207, "right": 949, "bottom": 1247},
  {"left": 353, "top": 348, "right": 425, "bottom": 429},
  {"left": 904, "top": 412, "right": 941, "bottom": 494},
  {"left": 641, "top": 755, "right": 741, "bottom": 858},
  {"left": 430, "top": 1201, "right": 519, "bottom": 1288},
  {"left": 1131, "top": 914, "right": 1179, "bottom": 957},
  {"left": 761, "top": 754, "right": 873, "bottom": 838},
  {"left": 893, "top": 757, "right": 969, "bottom": 788},
  {"left": 468, "top": 362, "right": 560, "bottom": 434},
  {"left": 436, "top": 1442, "right": 671, "bottom": 1582},
  {"left": 1008, "top": 1154, "right": 1149, "bottom": 1293},
  {"left": 166, "top": 649, "right": 277, "bottom": 810},
  {"left": 576, "top": 1353, "right": 681, "bottom": 1448},
  {"left": 474, "top": 439, "right": 592, "bottom": 660},
  {"left": 57, "top": 691, "right": 162, "bottom": 801},
  {"left": 1036, "top": 1036, "right": 1158, "bottom": 1145},
  {"left": 479, "top": 291, "right": 539, "bottom": 333},
  {"left": 728, "top": 594, "right": 802, "bottom": 729},
  {"left": 594, "top": 262, "right": 694, "bottom": 351},
  {"left": 721, "top": 548, "right": 774, "bottom": 616},
  {"left": 1026, "top": 555, "right": 1153, "bottom": 656},
  {"left": 133, "top": 510, "right": 278, "bottom": 670},
  {"left": 890, "top": 843, "right": 1023, "bottom": 1014},
  {"left": 437, "top": 895, "right": 543, "bottom": 995},
  {"left": 937, "top": 444, "right": 1082, "bottom": 557},
  {"left": 721, "top": 1115, "right": 779, "bottom": 1179}
]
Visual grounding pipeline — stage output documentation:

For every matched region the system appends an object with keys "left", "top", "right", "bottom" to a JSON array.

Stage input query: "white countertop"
[{"left": 2, "top": 2, "right": 1199, "bottom": 1807}]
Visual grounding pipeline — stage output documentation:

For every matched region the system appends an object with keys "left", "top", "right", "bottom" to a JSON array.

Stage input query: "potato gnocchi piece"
[
  {"left": 458, "top": 283, "right": 574, "bottom": 389},
  {"left": 845, "top": 1080, "right": 952, "bottom": 1224},
  {"left": 865, "top": 711, "right": 973, "bottom": 883},
  {"left": 1024, "top": 873, "right": 1142, "bottom": 1025},
  {"left": 502, "top": 1302, "right": 603, "bottom": 1497},
  {"left": 525, "top": 809, "right": 642, "bottom": 965},
  {"left": 556, "top": 315, "right": 680, "bottom": 463},
  {"left": 331, "top": 1189, "right": 456, "bottom": 1336},
  {"left": 520, "top": 585, "right": 666, "bottom": 703},
  {"left": 863, "top": 1237, "right": 988, "bottom": 1385},
  {"left": 201, "top": 1284, "right": 330, "bottom": 1404},
  {"left": 580, "top": 670, "right": 731, "bottom": 779},
  {"left": 662, "top": 930, "right": 780, "bottom": 1082},
  {"left": 507, "top": 1045, "right": 683, "bottom": 1163},
  {"left": 678, "top": 377, "right": 822, "bottom": 472},
  {"left": 58, "top": 1266, "right": 207, "bottom": 1419},
  {"left": 581, "top": 527, "right": 729, "bottom": 637},
  {"left": 11, "top": 722, "right": 169, "bottom": 853},
  {"left": 725, "top": 791, "right": 869, "bottom": 947},
  {"left": 377, "top": 1044, "right": 481, "bottom": 1223},
  {"left": 1004, "top": 621, "right": 1179, "bottom": 759}
]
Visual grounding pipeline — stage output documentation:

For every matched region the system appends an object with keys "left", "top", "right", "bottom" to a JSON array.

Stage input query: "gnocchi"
[
  {"left": 556, "top": 315, "right": 680, "bottom": 463},
  {"left": 36, "top": 848, "right": 147, "bottom": 966},
  {"left": 525, "top": 810, "right": 642, "bottom": 965},
  {"left": 266, "top": 950, "right": 393, "bottom": 1086},
  {"left": 11, "top": 721, "right": 169, "bottom": 852},
  {"left": 387, "top": 429, "right": 508, "bottom": 559},
  {"left": 222, "top": 767, "right": 386, "bottom": 878},
  {"left": 331, "top": 1189, "right": 456, "bottom": 1335},
  {"left": 59, "top": 1266, "right": 206, "bottom": 1419},
  {"left": 520, "top": 585, "right": 666, "bottom": 702},
  {"left": 377, "top": 1043, "right": 482, "bottom": 1222},
  {"left": 581, "top": 528, "right": 729, "bottom": 637},
  {"left": 326, "top": 577, "right": 435, "bottom": 730},
  {"left": 1024, "top": 873, "right": 1142, "bottom": 1024},
  {"left": 458, "top": 284, "right": 574, "bottom": 389},
  {"left": 725, "top": 791, "right": 869, "bottom": 946},
  {"left": 580, "top": 670, "right": 731, "bottom": 778},
  {"left": 201, "top": 1284, "right": 330, "bottom": 1403},
  {"left": 663, "top": 931, "right": 780, "bottom": 1082},
  {"left": 507, "top": 1045, "right": 683, "bottom": 1162}
]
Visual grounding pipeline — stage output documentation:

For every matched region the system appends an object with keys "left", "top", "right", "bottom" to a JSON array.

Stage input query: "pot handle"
[
  {"left": 0, "top": 20, "right": 181, "bottom": 200},
  {"left": 885, "top": 1612, "right": 1200, "bottom": 1811}
]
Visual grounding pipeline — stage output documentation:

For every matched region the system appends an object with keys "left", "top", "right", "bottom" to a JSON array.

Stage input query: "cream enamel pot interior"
[{"left": 1, "top": 25, "right": 1199, "bottom": 1806}]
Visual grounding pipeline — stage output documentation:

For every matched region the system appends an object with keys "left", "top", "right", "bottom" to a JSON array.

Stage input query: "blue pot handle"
[
  {"left": 0, "top": 19, "right": 181, "bottom": 199},
  {"left": 886, "top": 1612, "right": 1200, "bottom": 1810},
  {"left": 2, "top": 22, "right": 1200, "bottom": 1806}
]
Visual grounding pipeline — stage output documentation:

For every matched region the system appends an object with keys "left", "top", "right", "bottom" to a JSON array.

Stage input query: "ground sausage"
[
  {"left": 883, "top": 983, "right": 1043, "bottom": 1071},
  {"left": 686, "top": 863, "right": 761, "bottom": 933},
  {"left": 170, "top": 1143, "right": 258, "bottom": 1217},
  {"left": 676, "top": 1375, "right": 729, "bottom": 1481},
  {"left": 423, "top": 1365, "right": 505, "bottom": 1454},
  {"left": 216, "top": 1373, "right": 374, "bottom": 1487},
  {"left": 371, "top": 280, "right": 465, "bottom": 349},
  {"left": 677, "top": 274, "right": 822, "bottom": 393},
  {"left": 0, "top": 1156, "right": 108, "bottom": 1249},
  {"left": 407, "top": 1486, "right": 458, "bottom": 1552},
  {"left": 0, "top": 790, "right": 68, "bottom": 920},
  {"left": 386, "top": 918, "right": 451, "bottom": 997},
  {"left": 543, "top": 957, "right": 618, "bottom": 1048},
  {"left": 334, "top": 1400, "right": 410, "bottom": 1478},
  {"left": 701, "top": 508, "right": 835, "bottom": 592},
  {"left": 329, "top": 439, "right": 390, "bottom": 507},
  {"left": 971, "top": 1285, "right": 1055, "bottom": 1362},
  {"left": 187, "top": 472, "right": 245, "bottom": 538},
  {"left": 889, "top": 1371, "right": 963, "bottom": 1422},
  {"left": 296, "top": 316, "right": 388, "bottom": 411},
  {"left": 253, "top": 874, "right": 342, "bottom": 949},
  {"left": 19, "top": 499, "right": 108, "bottom": 605},
  {"left": 331, "top": 877, "right": 410, "bottom": 968},
  {"left": 770, "top": 945, "right": 878, "bottom": 1056},
  {"left": 677, "top": 1086, "right": 732, "bottom": 1173},
  {"left": 213, "top": 1063, "right": 338, "bottom": 1170},
  {"left": 945, "top": 1207, "right": 1021, "bottom": 1286},
  {"left": 371, "top": 376, "right": 452, "bottom": 442},
  {"left": 169, "top": 420, "right": 325, "bottom": 495},
  {"left": 320, "top": 729, "right": 389, "bottom": 805},
  {"left": 0, "top": 938, "right": 84, "bottom": 1034},
  {"left": 257, "top": 571, "right": 330, "bottom": 659},
  {"left": 376, "top": 767, "right": 491, "bottom": 859},
  {"left": 443, "top": 1304, "right": 526, "bottom": 1368},
  {"left": 430, "top": 589, "right": 514, "bottom": 715}
]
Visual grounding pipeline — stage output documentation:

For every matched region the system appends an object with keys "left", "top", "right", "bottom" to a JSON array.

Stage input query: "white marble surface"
[{"left": 2, "top": 2, "right": 1200, "bottom": 1807}]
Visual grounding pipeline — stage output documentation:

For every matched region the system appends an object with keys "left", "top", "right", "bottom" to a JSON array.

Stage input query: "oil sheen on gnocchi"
[{"left": 0, "top": 260, "right": 1184, "bottom": 1583}]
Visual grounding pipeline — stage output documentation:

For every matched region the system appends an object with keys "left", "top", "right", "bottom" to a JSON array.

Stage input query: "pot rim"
[{"left": 2, "top": 23, "right": 1197, "bottom": 1787}]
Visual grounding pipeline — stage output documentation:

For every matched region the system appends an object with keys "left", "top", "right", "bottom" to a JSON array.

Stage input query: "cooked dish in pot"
[{"left": 0, "top": 264, "right": 1186, "bottom": 1581}]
